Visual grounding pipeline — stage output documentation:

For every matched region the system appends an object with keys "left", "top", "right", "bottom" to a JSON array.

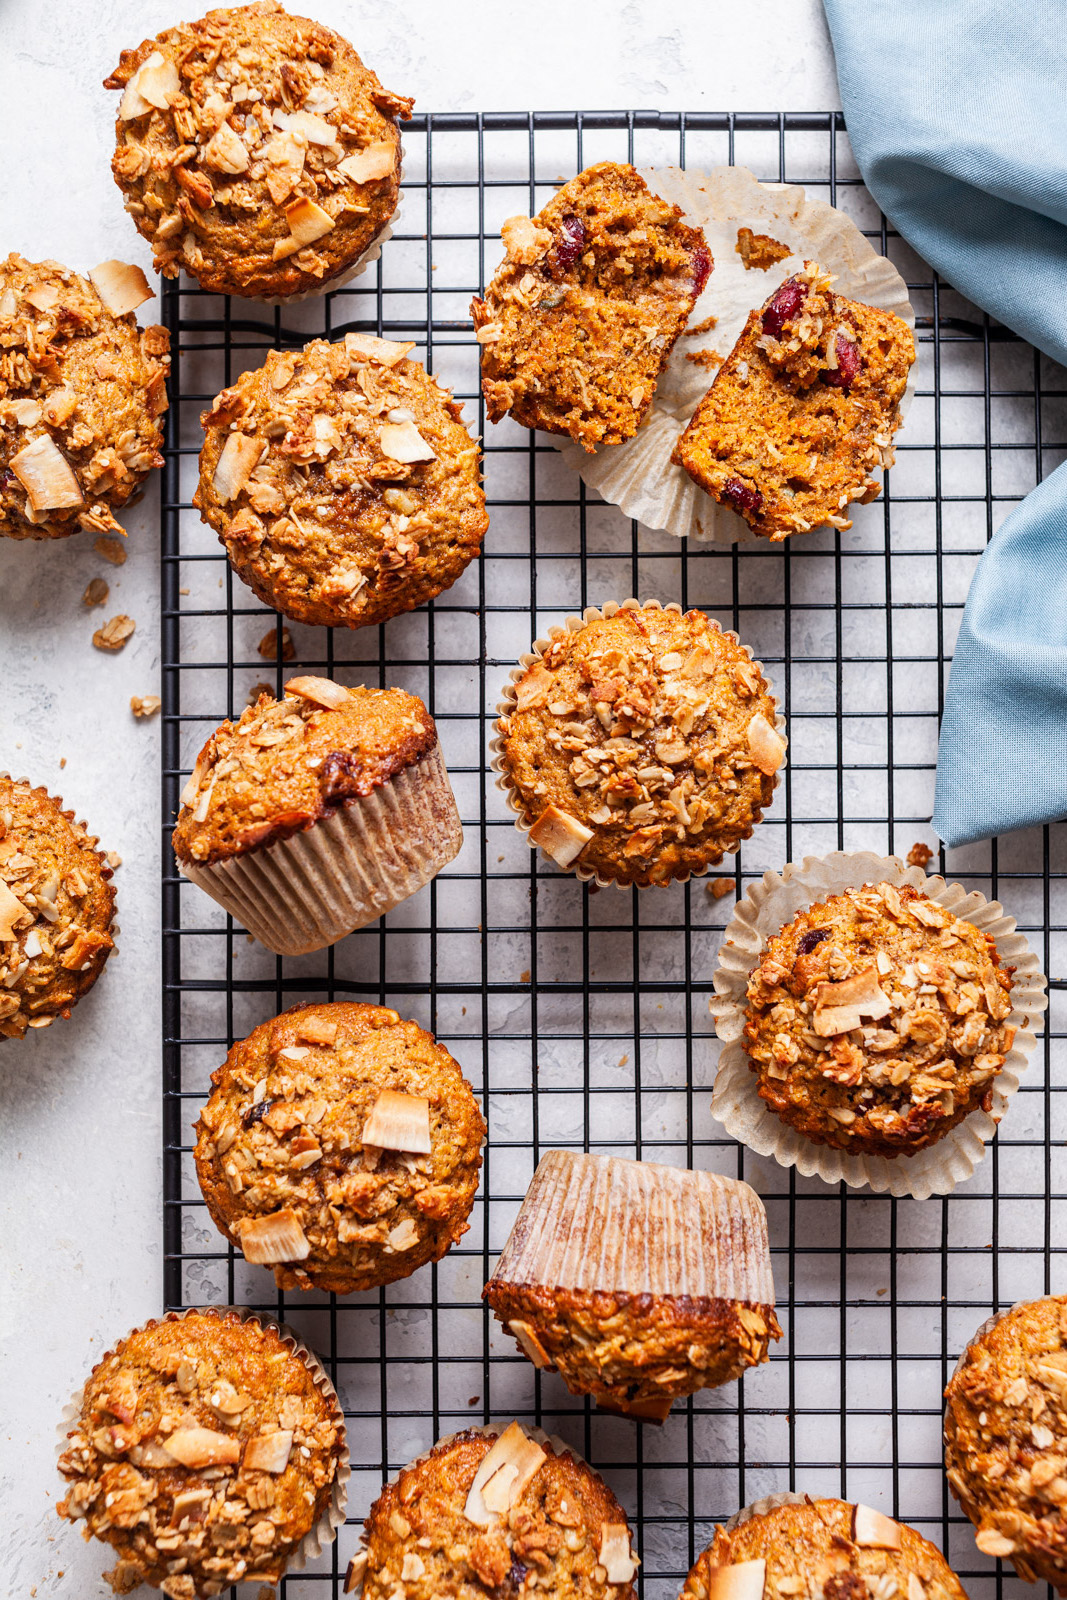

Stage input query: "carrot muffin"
[
  {"left": 945, "top": 1295, "right": 1067, "bottom": 1589},
  {"left": 681, "top": 1497, "right": 968, "bottom": 1600},
  {"left": 172, "top": 675, "right": 462, "bottom": 955},
  {"left": 0, "top": 775, "right": 116, "bottom": 1040},
  {"left": 0, "top": 253, "right": 168, "bottom": 540},
  {"left": 741, "top": 880, "right": 1016, "bottom": 1160},
  {"left": 195, "top": 1000, "right": 485, "bottom": 1292},
  {"left": 56, "top": 1308, "right": 346, "bottom": 1597},
  {"left": 673, "top": 261, "right": 914, "bottom": 539},
  {"left": 471, "top": 162, "right": 711, "bottom": 451},
  {"left": 495, "top": 601, "right": 784, "bottom": 887},
  {"left": 485, "top": 1150, "right": 780, "bottom": 1422},
  {"left": 195, "top": 334, "right": 487, "bottom": 628},
  {"left": 103, "top": 1, "right": 412, "bottom": 299},
  {"left": 348, "top": 1421, "right": 638, "bottom": 1598}
]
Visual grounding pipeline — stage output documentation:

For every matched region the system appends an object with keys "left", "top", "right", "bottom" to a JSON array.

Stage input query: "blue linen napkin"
[{"left": 822, "top": 0, "right": 1067, "bottom": 846}]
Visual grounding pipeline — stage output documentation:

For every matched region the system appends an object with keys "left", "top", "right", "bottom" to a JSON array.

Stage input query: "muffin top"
[
  {"left": 103, "top": 1, "right": 412, "bottom": 298},
  {"left": 0, "top": 253, "right": 169, "bottom": 540},
  {"left": 195, "top": 1001, "right": 485, "bottom": 1293},
  {"left": 172, "top": 676, "right": 436, "bottom": 866},
  {"left": 944, "top": 1294, "right": 1067, "bottom": 1586},
  {"left": 742, "top": 880, "right": 1015, "bottom": 1159},
  {"left": 353, "top": 1423, "right": 638, "bottom": 1599},
  {"left": 56, "top": 1309, "right": 344, "bottom": 1597},
  {"left": 496, "top": 603, "right": 783, "bottom": 886},
  {"left": 681, "top": 1497, "right": 967, "bottom": 1600},
  {"left": 194, "top": 336, "right": 487, "bottom": 628},
  {"left": 0, "top": 776, "right": 116, "bottom": 1040}
]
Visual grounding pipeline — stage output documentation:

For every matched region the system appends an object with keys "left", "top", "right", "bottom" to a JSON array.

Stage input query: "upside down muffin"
[
  {"left": 56, "top": 1308, "right": 346, "bottom": 1598},
  {"left": 741, "top": 880, "right": 1016, "bottom": 1160},
  {"left": 195, "top": 334, "right": 487, "bottom": 628},
  {"left": 471, "top": 162, "right": 711, "bottom": 451},
  {"left": 673, "top": 261, "right": 914, "bottom": 539},
  {"left": 103, "top": 1, "right": 412, "bottom": 298},
  {"left": 681, "top": 1496, "right": 969, "bottom": 1600},
  {"left": 348, "top": 1422, "right": 638, "bottom": 1599},
  {"left": 495, "top": 601, "right": 784, "bottom": 887},
  {"left": 944, "top": 1295, "right": 1067, "bottom": 1589},
  {"left": 195, "top": 1001, "right": 485, "bottom": 1292},
  {"left": 0, "top": 253, "right": 168, "bottom": 540},
  {"left": 485, "top": 1150, "right": 780, "bottom": 1422},
  {"left": 0, "top": 775, "right": 116, "bottom": 1040}
]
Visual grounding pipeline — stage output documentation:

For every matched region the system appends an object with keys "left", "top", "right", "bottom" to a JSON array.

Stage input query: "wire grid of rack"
[{"left": 160, "top": 111, "right": 1066, "bottom": 1599}]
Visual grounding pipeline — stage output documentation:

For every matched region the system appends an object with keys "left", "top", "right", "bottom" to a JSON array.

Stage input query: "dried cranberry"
[
  {"left": 797, "top": 927, "right": 831, "bottom": 956},
  {"left": 507, "top": 1558, "right": 529, "bottom": 1592},
  {"left": 690, "top": 243, "right": 712, "bottom": 299},
  {"left": 242, "top": 1098, "right": 276, "bottom": 1129},
  {"left": 822, "top": 331, "right": 863, "bottom": 389},
  {"left": 545, "top": 213, "right": 587, "bottom": 280},
  {"left": 722, "top": 477, "right": 763, "bottom": 516},
  {"left": 761, "top": 276, "right": 805, "bottom": 338}
]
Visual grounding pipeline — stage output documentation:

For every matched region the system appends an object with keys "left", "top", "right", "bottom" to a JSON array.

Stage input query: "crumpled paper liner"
[
  {"left": 56, "top": 1304, "right": 349, "bottom": 1586},
  {"left": 180, "top": 744, "right": 462, "bottom": 956},
  {"left": 709, "top": 851, "right": 1048, "bottom": 1199},
  {"left": 725, "top": 1489, "right": 813, "bottom": 1531},
  {"left": 556, "top": 164, "right": 917, "bottom": 544},
  {"left": 489, "top": 597, "right": 786, "bottom": 888}
]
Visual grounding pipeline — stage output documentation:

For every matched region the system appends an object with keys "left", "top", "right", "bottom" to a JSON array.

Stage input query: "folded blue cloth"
[{"left": 822, "top": 0, "right": 1067, "bottom": 846}]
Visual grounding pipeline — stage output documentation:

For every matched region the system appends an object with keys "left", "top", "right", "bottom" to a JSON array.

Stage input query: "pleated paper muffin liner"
[
  {"left": 56, "top": 1304, "right": 349, "bottom": 1586},
  {"left": 555, "top": 164, "right": 917, "bottom": 545},
  {"left": 709, "top": 851, "right": 1048, "bottom": 1200},
  {"left": 180, "top": 743, "right": 462, "bottom": 956},
  {"left": 724, "top": 1489, "right": 812, "bottom": 1530},
  {"left": 490, "top": 597, "right": 786, "bottom": 889}
]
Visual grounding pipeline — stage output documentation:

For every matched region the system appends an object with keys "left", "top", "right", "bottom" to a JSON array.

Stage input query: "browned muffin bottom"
[
  {"left": 673, "top": 261, "right": 914, "bottom": 540},
  {"left": 471, "top": 161, "right": 711, "bottom": 451},
  {"left": 496, "top": 604, "right": 783, "bottom": 886},
  {"left": 195, "top": 1000, "right": 485, "bottom": 1293},
  {"left": 0, "top": 253, "right": 168, "bottom": 540},
  {"left": 172, "top": 676, "right": 437, "bottom": 867},
  {"left": 194, "top": 336, "right": 486, "bottom": 628},
  {"left": 103, "top": 1, "right": 412, "bottom": 298},
  {"left": 351, "top": 1423, "right": 638, "bottom": 1599},
  {"left": 681, "top": 1497, "right": 969, "bottom": 1600},
  {"left": 742, "top": 881, "right": 1015, "bottom": 1160},
  {"left": 945, "top": 1295, "right": 1067, "bottom": 1589},
  {"left": 56, "top": 1309, "right": 344, "bottom": 1598},
  {"left": 0, "top": 775, "right": 116, "bottom": 1040}
]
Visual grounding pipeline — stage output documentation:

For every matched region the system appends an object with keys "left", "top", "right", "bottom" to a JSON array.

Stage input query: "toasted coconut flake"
[
  {"left": 514, "top": 661, "right": 553, "bottom": 711},
  {"left": 337, "top": 141, "right": 396, "bottom": 184},
  {"left": 24, "top": 283, "right": 59, "bottom": 312},
  {"left": 464, "top": 1421, "right": 547, "bottom": 1527},
  {"left": 500, "top": 214, "right": 553, "bottom": 265},
  {"left": 10, "top": 399, "right": 42, "bottom": 426},
  {"left": 203, "top": 120, "right": 250, "bottom": 175},
  {"left": 0, "top": 880, "right": 30, "bottom": 942},
  {"left": 813, "top": 965, "right": 891, "bottom": 1037},
  {"left": 705, "top": 1560, "right": 767, "bottom": 1600},
  {"left": 509, "top": 1319, "right": 551, "bottom": 1369},
  {"left": 243, "top": 1429, "right": 293, "bottom": 1474},
  {"left": 599, "top": 1524, "right": 638, "bottom": 1584},
  {"left": 281, "top": 109, "right": 341, "bottom": 149},
  {"left": 528, "top": 804, "right": 593, "bottom": 868},
  {"left": 162, "top": 1426, "right": 241, "bottom": 1468},
  {"left": 378, "top": 420, "right": 436, "bottom": 464},
  {"left": 89, "top": 259, "right": 153, "bottom": 317},
  {"left": 284, "top": 675, "right": 353, "bottom": 711},
  {"left": 10, "top": 434, "right": 83, "bottom": 511},
  {"left": 908, "top": 1575, "right": 926, "bottom": 1600},
  {"left": 235, "top": 1206, "right": 310, "bottom": 1265},
  {"left": 344, "top": 1551, "right": 369, "bottom": 1594},
  {"left": 747, "top": 712, "right": 785, "bottom": 775},
  {"left": 284, "top": 196, "right": 336, "bottom": 247},
  {"left": 344, "top": 332, "right": 415, "bottom": 367},
  {"left": 384, "top": 1217, "right": 419, "bottom": 1252},
  {"left": 120, "top": 50, "right": 180, "bottom": 118},
  {"left": 362, "top": 1089, "right": 432, "bottom": 1154},
  {"left": 852, "top": 1504, "right": 902, "bottom": 1550},
  {"left": 213, "top": 432, "right": 263, "bottom": 503}
]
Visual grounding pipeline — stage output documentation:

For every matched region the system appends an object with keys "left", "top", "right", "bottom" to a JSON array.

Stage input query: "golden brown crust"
[
  {"left": 742, "top": 880, "right": 1015, "bottom": 1160},
  {"left": 0, "top": 775, "right": 116, "bottom": 1039},
  {"left": 194, "top": 337, "right": 486, "bottom": 628},
  {"left": 171, "top": 679, "right": 436, "bottom": 866},
  {"left": 945, "top": 1296, "right": 1067, "bottom": 1590},
  {"left": 103, "top": 1, "right": 411, "bottom": 298},
  {"left": 472, "top": 161, "right": 711, "bottom": 451},
  {"left": 56, "top": 1309, "right": 344, "bottom": 1597},
  {"left": 0, "top": 253, "right": 168, "bottom": 540}
]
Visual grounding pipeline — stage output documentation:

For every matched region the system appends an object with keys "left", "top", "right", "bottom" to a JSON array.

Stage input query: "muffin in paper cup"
[
  {"left": 709, "top": 851, "right": 1047, "bottom": 1199},
  {"left": 173, "top": 675, "right": 463, "bottom": 956},
  {"left": 556, "top": 164, "right": 917, "bottom": 545},
  {"left": 490, "top": 598, "right": 786, "bottom": 889},
  {"left": 55, "top": 1304, "right": 349, "bottom": 1595}
]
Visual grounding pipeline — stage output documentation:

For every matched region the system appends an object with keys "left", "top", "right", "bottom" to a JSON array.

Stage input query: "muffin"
[
  {"left": 347, "top": 1421, "right": 638, "bottom": 1598},
  {"left": 740, "top": 879, "right": 1016, "bottom": 1160},
  {"left": 945, "top": 1295, "right": 1067, "bottom": 1588},
  {"left": 484, "top": 1150, "right": 780, "bottom": 1421},
  {"left": 172, "top": 675, "right": 462, "bottom": 955},
  {"left": 0, "top": 774, "right": 116, "bottom": 1040},
  {"left": 680, "top": 1495, "right": 968, "bottom": 1600},
  {"left": 194, "top": 334, "right": 487, "bottom": 628},
  {"left": 195, "top": 1000, "right": 485, "bottom": 1292},
  {"left": 56, "top": 1307, "right": 347, "bottom": 1597},
  {"left": 493, "top": 599, "right": 784, "bottom": 887},
  {"left": 103, "top": 1, "right": 412, "bottom": 299},
  {"left": 672, "top": 260, "right": 915, "bottom": 539},
  {"left": 0, "top": 252, "right": 168, "bottom": 540},
  {"left": 471, "top": 161, "right": 711, "bottom": 451}
]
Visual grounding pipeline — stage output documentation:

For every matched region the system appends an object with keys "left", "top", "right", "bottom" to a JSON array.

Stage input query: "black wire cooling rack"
[{"left": 160, "top": 112, "right": 1065, "bottom": 1599}]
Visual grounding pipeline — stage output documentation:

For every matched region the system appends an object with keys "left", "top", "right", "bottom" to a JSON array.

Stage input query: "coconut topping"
[
  {"left": 463, "top": 1422, "right": 547, "bottom": 1527},
  {"left": 362, "top": 1088, "right": 433, "bottom": 1154}
]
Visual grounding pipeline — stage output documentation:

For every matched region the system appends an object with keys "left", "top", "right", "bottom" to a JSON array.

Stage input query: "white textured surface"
[{"left": 0, "top": 1, "right": 838, "bottom": 1592}]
